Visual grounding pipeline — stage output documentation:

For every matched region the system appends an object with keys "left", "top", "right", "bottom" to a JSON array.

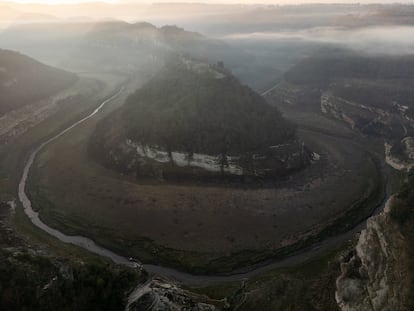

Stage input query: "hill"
[
  {"left": 0, "top": 49, "right": 76, "bottom": 116},
  {"left": 0, "top": 21, "right": 270, "bottom": 89},
  {"left": 76, "top": 21, "right": 240, "bottom": 73},
  {"left": 91, "top": 58, "right": 308, "bottom": 181},
  {"left": 284, "top": 50, "right": 414, "bottom": 88},
  {"left": 268, "top": 49, "right": 414, "bottom": 140}
]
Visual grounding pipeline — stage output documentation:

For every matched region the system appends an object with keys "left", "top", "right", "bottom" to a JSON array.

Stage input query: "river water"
[{"left": 18, "top": 88, "right": 391, "bottom": 286}]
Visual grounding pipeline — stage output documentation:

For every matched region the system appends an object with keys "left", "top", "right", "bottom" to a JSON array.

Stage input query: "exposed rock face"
[
  {"left": 124, "top": 139, "right": 309, "bottom": 179},
  {"left": 320, "top": 91, "right": 391, "bottom": 133},
  {"left": 385, "top": 138, "right": 414, "bottom": 171},
  {"left": 126, "top": 139, "right": 244, "bottom": 175},
  {"left": 335, "top": 196, "right": 411, "bottom": 311},
  {"left": 126, "top": 278, "right": 219, "bottom": 311}
]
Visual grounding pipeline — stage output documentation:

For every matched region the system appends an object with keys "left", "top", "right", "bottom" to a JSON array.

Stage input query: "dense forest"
[
  {"left": 0, "top": 49, "right": 76, "bottom": 116},
  {"left": 123, "top": 59, "right": 296, "bottom": 157}
]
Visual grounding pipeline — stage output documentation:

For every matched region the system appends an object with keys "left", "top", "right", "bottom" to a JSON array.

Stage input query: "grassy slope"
[{"left": 0, "top": 49, "right": 77, "bottom": 115}]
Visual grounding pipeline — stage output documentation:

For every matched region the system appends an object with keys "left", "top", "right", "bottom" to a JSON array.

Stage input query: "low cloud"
[{"left": 222, "top": 26, "right": 414, "bottom": 55}]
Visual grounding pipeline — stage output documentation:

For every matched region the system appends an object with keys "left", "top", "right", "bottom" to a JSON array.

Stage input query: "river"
[{"left": 18, "top": 87, "right": 391, "bottom": 286}]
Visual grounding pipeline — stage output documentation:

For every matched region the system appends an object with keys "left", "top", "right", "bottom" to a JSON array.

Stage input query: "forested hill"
[
  {"left": 122, "top": 58, "right": 296, "bottom": 156},
  {"left": 269, "top": 49, "right": 414, "bottom": 123},
  {"left": 284, "top": 49, "right": 414, "bottom": 88},
  {"left": 0, "top": 49, "right": 76, "bottom": 116}
]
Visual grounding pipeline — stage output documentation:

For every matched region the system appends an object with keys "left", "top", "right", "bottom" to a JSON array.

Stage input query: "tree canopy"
[{"left": 123, "top": 59, "right": 295, "bottom": 157}]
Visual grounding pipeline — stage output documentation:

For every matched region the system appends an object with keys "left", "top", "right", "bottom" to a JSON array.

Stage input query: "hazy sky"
[{"left": 3, "top": 0, "right": 414, "bottom": 4}]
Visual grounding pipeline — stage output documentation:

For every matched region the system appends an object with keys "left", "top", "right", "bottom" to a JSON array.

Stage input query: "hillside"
[
  {"left": 268, "top": 49, "right": 414, "bottom": 141},
  {"left": 0, "top": 49, "right": 76, "bottom": 116},
  {"left": 76, "top": 21, "right": 241, "bottom": 72},
  {"left": 91, "top": 58, "right": 308, "bottom": 181},
  {"left": 124, "top": 60, "right": 294, "bottom": 156},
  {"left": 282, "top": 49, "right": 414, "bottom": 113},
  {"left": 85, "top": 22, "right": 204, "bottom": 48}
]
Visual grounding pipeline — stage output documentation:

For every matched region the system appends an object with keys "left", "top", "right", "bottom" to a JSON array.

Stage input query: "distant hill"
[
  {"left": 77, "top": 21, "right": 237, "bottom": 70},
  {"left": 270, "top": 49, "right": 414, "bottom": 139},
  {"left": 85, "top": 22, "right": 204, "bottom": 47},
  {"left": 91, "top": 58, "right": 308, "bottom": 181},
  {"left": 285, "top": 50, "right": 414, "bottom": 88},
  {"left": 0, "top": 49, "right": 76, "bottom": 116},
  {"left": 273, "top": 49, "right": 414, "bottom": 113},
  {"left": 0, "top": 20, "right": 284, "bottom": 90},
  {"left": 0, "top": 21, "right": 264, "bottom": 87}
]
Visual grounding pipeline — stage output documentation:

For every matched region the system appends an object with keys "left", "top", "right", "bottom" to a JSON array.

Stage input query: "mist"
[{"left": 221, "top": 26, "right": 414, "bottom": 55}]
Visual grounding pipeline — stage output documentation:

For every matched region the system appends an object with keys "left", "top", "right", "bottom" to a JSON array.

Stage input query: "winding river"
[{"left": 18, "top": 87, "right": 391, "bottom": 286}]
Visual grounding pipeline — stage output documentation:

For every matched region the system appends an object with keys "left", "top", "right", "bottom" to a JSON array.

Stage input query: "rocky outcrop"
[
  {"left": 335, "top": 196, "right": 411, "bottom": 311},
  {"left": 385, "top": 138, "right": 414, "bottom": 171},
  {"left": 320, "top": 92, "right": 386, "bottom": 131},
  {"left": 125, "top": 139, "right": 310, "bottom": 179},
  {"left": 384, "top": 142, "right": 414, "bottom": 171},
  {"left": 126, "top": 139, "right": 243, "bottom": 175},
  {"left": 126, "top": 278, "right": 220, "bottom": 311}
]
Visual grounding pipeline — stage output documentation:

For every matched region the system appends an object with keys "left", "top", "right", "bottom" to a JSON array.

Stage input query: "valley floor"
[
  {"left": 20, "top": 73, "right": 385, "bottom": 274},
  {"left": 0, "top": 70, "right": 404, "bottom": 311}
]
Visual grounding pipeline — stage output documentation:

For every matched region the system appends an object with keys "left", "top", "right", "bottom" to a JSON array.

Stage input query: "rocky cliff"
[
  {"left": 126, "top": 278, "right": 220, "bottom": 311},
  {"left": 335, "top": 196, "right": 411, "bottom": 311},
  {"left": 385, "top": 138, "right": 414, "bottom": 171}
]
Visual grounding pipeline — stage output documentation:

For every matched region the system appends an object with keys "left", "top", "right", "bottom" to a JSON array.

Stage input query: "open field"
[{"left": 27, "top": 84, "right": 384, "bottom": 272}]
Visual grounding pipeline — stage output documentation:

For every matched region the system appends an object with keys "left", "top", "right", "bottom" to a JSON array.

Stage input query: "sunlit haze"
[
  {"left": 3, "top": 0, "right": 414, "bottom": 4},
  {"left": 1, "top": 0, "right": 414, "bottom": 309}
]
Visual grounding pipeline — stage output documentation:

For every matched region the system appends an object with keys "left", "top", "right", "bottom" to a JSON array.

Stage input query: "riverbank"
[{"left": 21, "top": 80, "right": 386, "bottom": 280}]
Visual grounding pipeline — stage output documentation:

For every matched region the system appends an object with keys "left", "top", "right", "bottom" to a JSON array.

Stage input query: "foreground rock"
[
  {"left": 335, "top": 196, "right": 411, "bottom": 311},
  {"left": 127, "top": 277, "right": 220, "bottom": 311}
]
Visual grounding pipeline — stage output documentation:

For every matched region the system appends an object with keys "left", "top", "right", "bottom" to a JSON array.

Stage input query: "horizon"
[{"left": 2, "top": 0, "right": 414, "bottom": 5}]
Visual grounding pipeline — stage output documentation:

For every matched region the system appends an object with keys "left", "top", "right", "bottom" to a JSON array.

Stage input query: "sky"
[{"left": 2, "top": 0, "right": 414, "bottom": 4}]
